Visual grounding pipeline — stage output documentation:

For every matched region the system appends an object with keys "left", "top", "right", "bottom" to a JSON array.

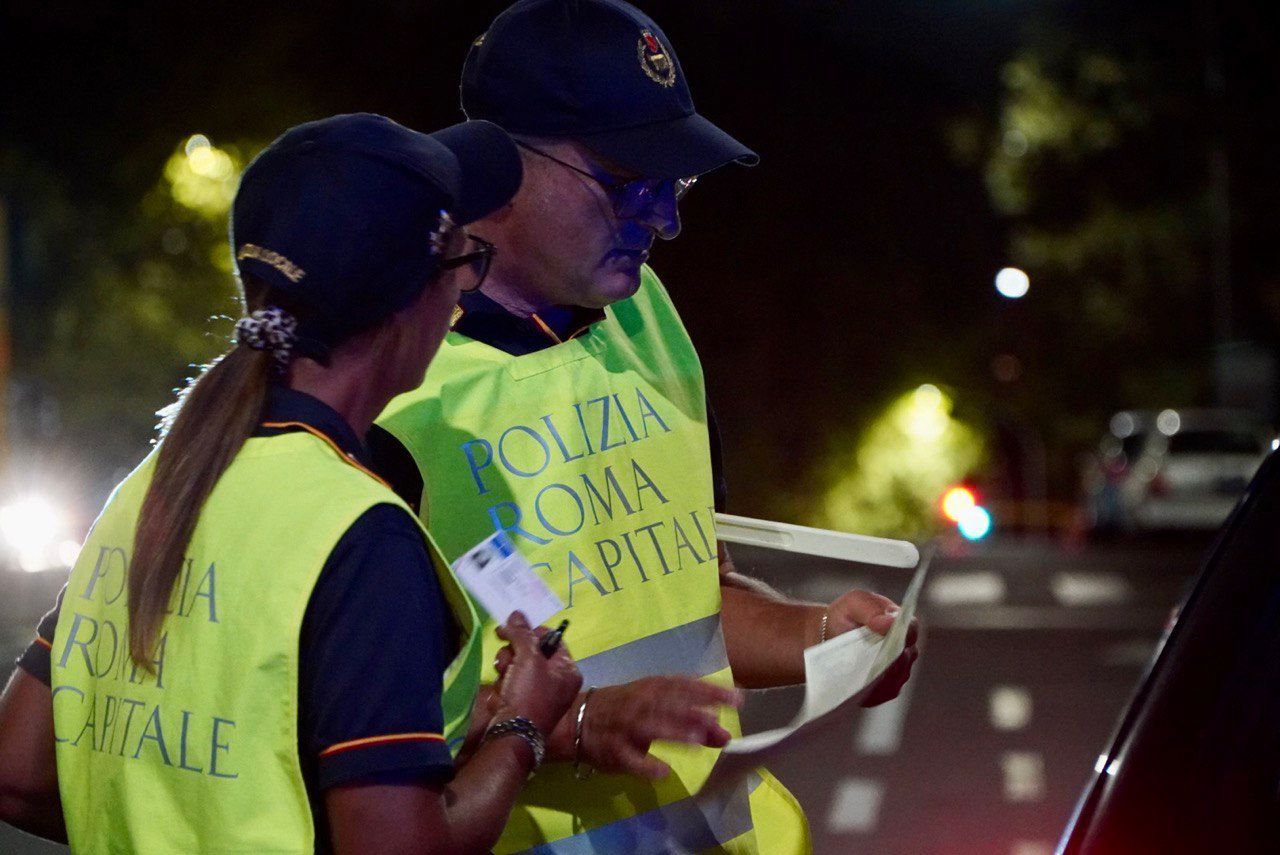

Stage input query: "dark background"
[{"left": 2, "top": 0, "right": 1277, "bottom": 521}]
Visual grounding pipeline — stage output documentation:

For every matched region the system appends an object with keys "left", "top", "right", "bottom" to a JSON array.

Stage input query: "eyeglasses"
[
  {"left": 515, "top": 141, "right": 697, "bottom": 219},
  {"left": 439, "top": 233, "right": 496, "bottom": 292}
]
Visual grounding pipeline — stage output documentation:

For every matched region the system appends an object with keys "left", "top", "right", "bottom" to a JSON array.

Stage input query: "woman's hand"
[
  {"left": 329, "top": 614, "right": 579, "bottom": 855},
  {"left": 491, "top": 612, "right": 582, "bottom": 734}
]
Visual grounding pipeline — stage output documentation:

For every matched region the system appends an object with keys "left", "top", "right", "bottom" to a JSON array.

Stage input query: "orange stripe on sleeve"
[
  {"left": 34, "top": 636, "right": 53, "bottom": 651},
  {"left": 319, "top": 732, "right": 445, "bottom": 759}
]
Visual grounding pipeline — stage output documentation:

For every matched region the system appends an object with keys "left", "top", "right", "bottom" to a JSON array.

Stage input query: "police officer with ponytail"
[{"left": 0, "top": 113, "right": 582, "bottom": 853}]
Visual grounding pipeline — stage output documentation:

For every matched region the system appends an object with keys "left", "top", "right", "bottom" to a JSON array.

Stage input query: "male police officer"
[{"left": 375, "top": 1, "right": 919, "bottom": 851}]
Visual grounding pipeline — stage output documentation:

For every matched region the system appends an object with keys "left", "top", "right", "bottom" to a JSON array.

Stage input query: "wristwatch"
[{"left": 484, "top": 716, "right": 546, "bottom": 773}]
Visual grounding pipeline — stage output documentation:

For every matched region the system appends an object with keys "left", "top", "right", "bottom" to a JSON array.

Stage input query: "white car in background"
[{"left": 1084, "top": 408, "right": 1275, "bottom": 532}]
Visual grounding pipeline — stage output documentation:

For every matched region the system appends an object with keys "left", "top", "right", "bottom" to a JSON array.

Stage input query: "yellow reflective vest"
[
  {"left": 50, "top": 430, "right": 481, "bottom": 853},
  {"left": 379, "top": 267, "right": 811, "bottom": 853}
]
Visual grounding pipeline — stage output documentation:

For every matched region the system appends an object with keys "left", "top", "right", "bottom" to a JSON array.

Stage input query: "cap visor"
[
  {"left": 580, "top": 112, "right": 759, "bottom": 179},
  {"left": 429, "top": 120, "right": 523, "bottom": 224}
]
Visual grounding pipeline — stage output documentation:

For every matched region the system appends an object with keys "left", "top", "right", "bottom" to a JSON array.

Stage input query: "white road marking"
[
  {"left": 927, "top": 571, "right": 1007, "bottom": 606},
  {"left": 826, "top": 777, "right": 885, "bottom": 834},
  {"left": 988, "top": 685, "right": 1032, "bottom": 731},
  {"left": 926, "top": 604, "right": 1166, "bottom": 631},
  {"left": 1050, "top": 571, "right": 1130, "bottom": 606},
  {"left": 855, "top": 672, "right": 916, "bottom": 755},
  {"left": 1000, "top": 751, "right": 1046, "bottom": 802}
]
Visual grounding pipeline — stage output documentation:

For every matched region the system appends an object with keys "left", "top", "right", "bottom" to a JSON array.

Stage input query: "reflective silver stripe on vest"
[
  {"left": 575, "top": 614, "right": 729, "bottom": 688},
  {"left": 521, "top": 774, "right": 763, "bottom": 855}
]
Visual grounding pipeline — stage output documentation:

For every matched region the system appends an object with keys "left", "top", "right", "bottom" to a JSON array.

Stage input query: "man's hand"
[
  {"left": 546, "top": 677, "right": 741, "bottom": 780},
  {"left": 823, "top": 587, "right": 921, "bottom": 708}
]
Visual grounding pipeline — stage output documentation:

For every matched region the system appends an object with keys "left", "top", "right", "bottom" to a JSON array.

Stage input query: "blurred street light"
[
  {"left": 942, "top": 486, "right": 978, "bottom": 522},
  {"left": 1156, "top": 408, "right": 1182, "bottom": 436},
  {"left": 0, "top": 493, "right": 77, "bottom": 572},
  {"left": 958, "top": 505, "right": 993, "bottom": 540},
  {"left": 995, "top": 267, "right": 1030, "bottom": 299},
  {"left": 816, "top": 385, "right": 985, "bottom": 537}
]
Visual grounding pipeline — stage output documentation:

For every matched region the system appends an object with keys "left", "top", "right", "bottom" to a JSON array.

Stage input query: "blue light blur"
[{"left": 958, "top": 506, "right": 993, "bottom": 540}]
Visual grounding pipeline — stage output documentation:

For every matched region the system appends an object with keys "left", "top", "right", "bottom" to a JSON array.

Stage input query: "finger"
[
  {"left": 639, "top": 709, "right": 731, "bottom": 747},
  {"left": 889, "top": 654, "right": 912, "bottom": 686},
  {"left": 665, "top": 678, "right": 743, "bottom": 709},
  {"left": 834, "top": 589, "right": 899, "bottom": 620},
  {"left": 475, "top": 684, "right": 500, "bottom": 717},
  {"left": 886, "top": 648, "right": 912, "bottom": 675},
  {"left": 860, "top": 655, "right": 903, "bottom": 704},
  {"left": 861, "top": 610, "right": 896, "bottom": 636},
  {"left": 616, "top": 745, "right": 672, "bottom": 781},
  {"left": 863, "top": 652, "right": 912, "bottom": 706},
  {"left": 668, "top": 708, "right": 733, "bottom": 747},
  {"left": 493, "top": 646, "right": 514, "bottom": 677},
  {"left": 905, "top": 617, "right": 921, "bottom": 648},
  {"left": 551, "top": 642, "right": 576, "bottom": 665},
  {"left": 556, "top": 660, "right": 584, "bottom": 692},
  {"left": 495, "top": 612, "right": 539, "bottom": 653},
  {"left": 831, "top": 590, "right": 901, "bottom": 634}
]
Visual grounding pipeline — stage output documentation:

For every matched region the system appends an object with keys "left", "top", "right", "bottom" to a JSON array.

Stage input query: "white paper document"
[
  {"left": 723, "top": 551, "right": 931, "bottom": 755},
  {"left": 452, "top": 530, "right": 564, "bottom": 627}
]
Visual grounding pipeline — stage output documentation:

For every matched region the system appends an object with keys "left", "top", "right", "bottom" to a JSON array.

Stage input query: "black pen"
[{"left": 539, "top": 620, "right": 569, "bottom": 658}]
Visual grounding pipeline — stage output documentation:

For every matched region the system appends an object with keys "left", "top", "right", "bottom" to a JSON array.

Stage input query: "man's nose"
[{"left": 636, "top": 185, "right": 682, "bottom": 240}]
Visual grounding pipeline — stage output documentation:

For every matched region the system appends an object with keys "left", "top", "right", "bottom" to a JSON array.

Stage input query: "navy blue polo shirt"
[
  {"left": 368, "top": 288, "right": 729, "bottom": 513},
  {"left": 18, "top": 386, "right": 458, "bottom": 849}
]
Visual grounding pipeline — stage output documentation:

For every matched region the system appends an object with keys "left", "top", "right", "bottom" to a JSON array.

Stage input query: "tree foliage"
[
  {"left": 2, "top": 136, "right": 256, "bottom": 492},
  {"left": 946, "top": 16, "right": 1229, "bottom": 494}
]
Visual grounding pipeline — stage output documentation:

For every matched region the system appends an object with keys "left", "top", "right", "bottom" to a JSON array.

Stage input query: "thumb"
[{"left": 865, "top": 609, "right": 899, "bottom": 636}]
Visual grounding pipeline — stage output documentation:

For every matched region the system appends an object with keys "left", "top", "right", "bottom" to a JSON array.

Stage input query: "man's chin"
[{"left": 591, "top": 267, "right": 643, "bottom": 306}]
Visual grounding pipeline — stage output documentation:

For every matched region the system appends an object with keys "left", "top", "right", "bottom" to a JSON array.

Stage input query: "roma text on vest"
[{"left": 53, "top": 546, "right": 237, "bottom": 779}]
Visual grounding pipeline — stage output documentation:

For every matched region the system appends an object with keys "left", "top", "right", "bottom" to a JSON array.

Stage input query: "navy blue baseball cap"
[
  {"left": 230, "top": 113, "right": 521, "bottom": 355},
  {"left": 460, "top": 0, "right": 758, "bottom": 179}
]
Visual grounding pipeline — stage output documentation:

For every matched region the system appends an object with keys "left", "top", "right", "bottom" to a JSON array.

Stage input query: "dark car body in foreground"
[{"left": 1059, "top": 449, "right": 1280, "bottom": 852}]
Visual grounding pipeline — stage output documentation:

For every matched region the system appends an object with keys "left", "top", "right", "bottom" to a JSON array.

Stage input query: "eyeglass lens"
[{"left": 612, "top": 176, "right": 697, "bottom": 219}]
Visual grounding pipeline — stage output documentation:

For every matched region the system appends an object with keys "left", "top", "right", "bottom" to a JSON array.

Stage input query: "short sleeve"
[
  {"left": 15, "top": 584, "right": 67, "bottom": 685},
  {"left": 299, "top": 504, "right": 460, "bottom": 790}
]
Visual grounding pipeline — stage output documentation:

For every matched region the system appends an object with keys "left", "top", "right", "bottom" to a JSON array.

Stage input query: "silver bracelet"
[
  {"left": 484, "top": 716, "right": 546, "bottom": 774},
  {"left": 574, "top": 687, "right": 597, "bottom": 780},
  {"left": 819, "top": 610, "right": 830, "bottom": 644}
]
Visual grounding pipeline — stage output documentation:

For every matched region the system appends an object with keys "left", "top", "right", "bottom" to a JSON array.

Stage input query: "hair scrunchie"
[{"left": 234, "top": 306, "right": 299, "bottom": 374}]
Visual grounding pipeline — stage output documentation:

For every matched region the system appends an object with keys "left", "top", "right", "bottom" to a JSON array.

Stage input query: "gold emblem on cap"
[
  {"left": 637, "top": 28, "right": 676, "bottom": 88},
  {"left": 236, "top": 244, "right": 306, "bottom": 283}
]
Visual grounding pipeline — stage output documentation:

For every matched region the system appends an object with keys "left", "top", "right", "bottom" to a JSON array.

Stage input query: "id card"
[{"left": 452, "top": 531, "right": 564, "bottom": 627}]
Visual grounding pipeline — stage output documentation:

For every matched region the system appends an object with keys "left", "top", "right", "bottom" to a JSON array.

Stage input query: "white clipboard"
[{"left": 715, "top": 512, "right": 919, "bottom": 568}]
